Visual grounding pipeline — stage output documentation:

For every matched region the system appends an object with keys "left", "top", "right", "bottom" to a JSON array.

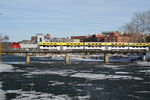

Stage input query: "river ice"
[
  {"left": 0, "top": 61, "right": 150, "bottom": 100},
  {"left": 0, "top": 64, "right": 13, "bottom": 72}
]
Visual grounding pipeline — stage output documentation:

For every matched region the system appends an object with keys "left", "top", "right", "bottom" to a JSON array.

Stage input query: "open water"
[{"left": 0, "top": 55, "right": 150, "bottom": 100}]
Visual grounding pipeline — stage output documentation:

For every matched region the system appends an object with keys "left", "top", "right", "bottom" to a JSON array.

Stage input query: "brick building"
[
  {"left": 146, "top": 35, "right": 150, "bottom": 42},
  {"left": 102, "top": 31, "right": 120, "bottom": 42},
  {"left": 71, "top": 36, "right": 90, "bottom": 42},
  {"left": 71, "top": 31, "right": 149, "bottom": 43},
  {"left": 87, "top": 34, "right": 105, "bottom": 42}
]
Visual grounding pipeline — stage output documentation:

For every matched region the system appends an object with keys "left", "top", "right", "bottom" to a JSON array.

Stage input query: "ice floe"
[
  {"left": 0, "top": 64, "right": 13, "bottom": 73},
  {"left": 28, "top": 69, "right": 77, "bottom": 76},
  {"left": 136, "top": 61, "right": 150, "bottom": 66},
  {"left": 0, "top": 82, "right": 5, "bottom": 100},
  {"left": 136, "top": 91, "right": 150, "bottom": 93},
  {"left": 0, "top": 82, "right": 2, "bottom": 89},
  {"left": 139, "top": 70, "right": 150, "bottom": 75},
  {"left": 74, "top": 95, "right": 90, "bottom": 100},
  {"left": 49, "top": 81, "right": 65, "bottom": 86},
  {"left": 95, "top": 64, "right": 124, "bottom": 70},
  {"left": 70, "top": 73, "right": 107, "bottom": 80},
  {"left": 3, "top": 89, "right": 90, "bottom": 100},
  {"left": 70, "top": 73, "right": 143, "bottom": 80},
  {"left": 115, "top": 71, "right": 132, "bottom": 74}
]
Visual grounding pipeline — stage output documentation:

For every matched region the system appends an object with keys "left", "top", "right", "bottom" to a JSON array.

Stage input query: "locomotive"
[
  {"left": 10, "top": 42, "right": 38, "bottom": 50},
  {"left": 10, "top": 42, "right": 150, "bottom": 51}
]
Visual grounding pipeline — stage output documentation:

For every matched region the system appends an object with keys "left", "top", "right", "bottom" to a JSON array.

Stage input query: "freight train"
[{"left": 10, "top": 42, "right": 150, "bottom": 51}]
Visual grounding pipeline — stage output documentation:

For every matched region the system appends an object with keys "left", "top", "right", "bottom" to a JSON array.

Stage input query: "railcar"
[
  {"left": 39, "top": 42, "right": 150, "bottom": 51},
  {"left": 10, "top": 42, "right": 38, "bottom": 51},
  {"left": 11, "top": 42, "right": 150, "bottom": 51}
]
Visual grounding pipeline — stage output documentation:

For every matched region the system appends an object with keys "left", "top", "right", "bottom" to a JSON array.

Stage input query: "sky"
[{"left": 0, "top": 0, "right": 150, "bottom": 42}]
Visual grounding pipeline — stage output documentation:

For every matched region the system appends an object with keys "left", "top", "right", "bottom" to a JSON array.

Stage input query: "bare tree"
[
  {"left": 0, "top": 33, "right": 9, "bottom": 41},
  {"left": 120, "top": 10, "right": 150, "bottom": 34}
]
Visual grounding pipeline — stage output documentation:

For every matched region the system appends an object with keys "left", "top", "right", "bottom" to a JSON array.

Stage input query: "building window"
[{"left": 40, "top": 38, "right": 42, "bottom": 42}]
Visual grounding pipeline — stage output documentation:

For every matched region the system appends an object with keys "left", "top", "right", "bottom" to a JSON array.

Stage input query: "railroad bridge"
[{"left": 1, "top": 49, "right": 148, "bottom": 64}]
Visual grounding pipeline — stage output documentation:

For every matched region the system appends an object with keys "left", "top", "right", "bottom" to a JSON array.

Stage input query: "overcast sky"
[{"left": 0, "top": 0, "right": 150, "bottom": 42}]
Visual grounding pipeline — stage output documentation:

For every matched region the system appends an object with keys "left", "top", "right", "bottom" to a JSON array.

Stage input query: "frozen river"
[{"left": 0, "top": 55, "right": 150, "bottom": 100}]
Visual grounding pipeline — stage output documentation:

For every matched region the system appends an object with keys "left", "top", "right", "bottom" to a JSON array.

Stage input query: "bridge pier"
[
  {"left": 143, "top": 55, "right": 146, "bottom": 61},
  {"left": 65, "top": 53, "right": 69, "bottom": 64},
  {"left": 104, "top": 53, "right": 109, "bottom": 63},
  {"left": 26, "top": 54, "right": 30, "bottom": 64}
]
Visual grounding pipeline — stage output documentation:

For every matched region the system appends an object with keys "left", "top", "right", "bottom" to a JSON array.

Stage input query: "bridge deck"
[{"left": 1, "top": 49, "right": 147, "bottom": 54}]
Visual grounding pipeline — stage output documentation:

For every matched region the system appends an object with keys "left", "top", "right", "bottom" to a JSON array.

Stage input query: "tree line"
[{"left": 120, "top": 10, "right": 150, "bottom": 42}]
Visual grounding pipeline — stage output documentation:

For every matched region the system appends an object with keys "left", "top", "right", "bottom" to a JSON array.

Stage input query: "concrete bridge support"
[
  {"left": 65, "top": 53, "right": 69, "bottom": 64},
  {"left": 104, "top": 53, "right": 109, "bottom": 63},
  {"left": 145, "top": 52, "right": 150, "bottom": 62},
  {"left": 26, "top": 54, "right": 30, "bottom": 64},
  {"left": 143, "top": 55, "right": 146, "bottom": 61}
]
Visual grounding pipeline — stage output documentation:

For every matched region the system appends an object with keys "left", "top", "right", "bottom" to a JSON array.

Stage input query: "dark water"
[{"left": 0, "top": 55, "right": 150, "bottom": 100}]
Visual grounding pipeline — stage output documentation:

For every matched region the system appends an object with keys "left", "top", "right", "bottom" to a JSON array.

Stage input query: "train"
[{"left": 10, "top": 42, "right": 150, "bottom": 51}]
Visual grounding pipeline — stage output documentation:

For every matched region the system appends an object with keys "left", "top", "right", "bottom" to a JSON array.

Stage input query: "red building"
[
  {"left": 102, "top": 31, "right": 120, "bottom": 42},
  {"left": 71, "top": 36, "right": 89, "bottom": 42},
  {"left": 88, "top": 34, "right": 105, "bottom": 42},
  {"left": 71, "top": 31, "right": 147, "bottom": 43}
]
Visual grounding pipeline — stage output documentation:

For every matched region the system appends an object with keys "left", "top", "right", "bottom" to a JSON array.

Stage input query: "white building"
[{"left": 37, "top": 33, "right": 45, "bottom": 42}]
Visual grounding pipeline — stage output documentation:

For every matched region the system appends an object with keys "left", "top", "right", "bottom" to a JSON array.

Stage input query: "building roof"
[{"left": 101, "top": 31, "right": 120, "bottom": 33}]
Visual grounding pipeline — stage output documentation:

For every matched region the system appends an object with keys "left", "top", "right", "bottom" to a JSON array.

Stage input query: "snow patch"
[{"left": 0, "top": 64, "right": 13, "bottom": 72}]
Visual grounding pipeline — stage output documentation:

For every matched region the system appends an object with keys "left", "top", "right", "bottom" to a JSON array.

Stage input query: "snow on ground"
[
  {"left": 0, "top": 64, "right": 13, "bottom": 73},
  {"left": 70, "top": 73, "right": 143, "bottom": 80}
]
